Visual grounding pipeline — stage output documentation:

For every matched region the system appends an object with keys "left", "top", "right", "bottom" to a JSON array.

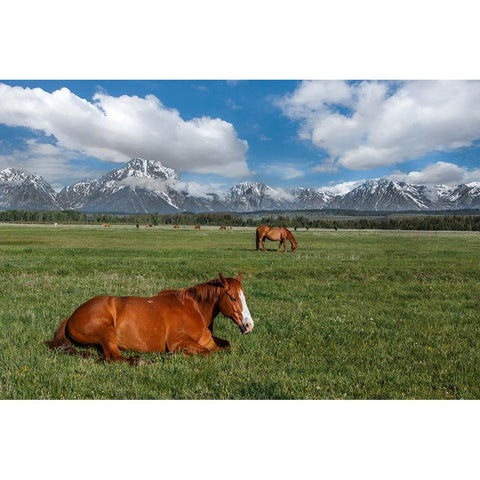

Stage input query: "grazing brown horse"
[
  {"left": 219, "top": 225, "right": 227, "bottom": 230},
  {"left": 256, "top": 225, "right": 297, "bottom": 252},
  {"left": 195, "top": 225, "right": 201, "bottom": 229},
  {"left": 47, "top": 273, "right": 254, "bottom": 363},
  {"left": 173, "top": 224, "right": 179, "bottom": 229}
]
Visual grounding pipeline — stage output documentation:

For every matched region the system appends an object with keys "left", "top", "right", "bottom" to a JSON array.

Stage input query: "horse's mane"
[
  {"left": 285, "top": 228, "right": 297, "bottom": 242},
  {"left": 182, "top": 279, "right": 225, "bottom": 304}
]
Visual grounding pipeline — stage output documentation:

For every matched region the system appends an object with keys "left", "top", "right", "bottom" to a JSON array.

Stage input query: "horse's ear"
[
  {"left": 237, "top": 272, "right": 243, "bottom": 283},
  {"left": 218, "top": 273, "right": 226, "bottom": 286}
]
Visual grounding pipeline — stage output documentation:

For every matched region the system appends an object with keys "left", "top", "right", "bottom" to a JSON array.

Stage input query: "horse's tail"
[{"left": 47, "top": 318, "right": 78, "bottom": 355}]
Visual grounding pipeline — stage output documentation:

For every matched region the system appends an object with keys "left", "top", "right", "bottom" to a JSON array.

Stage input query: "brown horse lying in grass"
[
  {"left": 256, "top": 225, "right": 298, "bottom": 252},
  {"left": 47, "top": 273, "right": 254, "bottom": 363}
]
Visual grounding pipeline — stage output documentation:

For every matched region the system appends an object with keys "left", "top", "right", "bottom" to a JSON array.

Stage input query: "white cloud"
[
  {"left": 0, "top": 84, "right": 250, "bottom": 177},
  {"left": 267, "top": 186, "right": 295, "bottom": 202},
  {"left": 258, "top": 162, "right": 305, "bottom": 180},
  {"left": 226, "top": 98, "right": 242, "bottom": 110},
  {"left": 276, "top": 80, "right": 480, "bottom": 171},
  {"left": 387, "top": 161, "right": 480, "bottom": 186},
  {"left": 176, "top": 180, "right": 228, "bottom": 199},
  {"left": 312, "top": 158, "right": 339, "bottom": 173},
  {"left": 280, "top": 166, "right": 304, "bottom": 180},
  {"left": 319, "top": 179, "right": 365, "bottom": 195},
  {"left": 120, "top": 175, "right": 228, "bottom": 199}
]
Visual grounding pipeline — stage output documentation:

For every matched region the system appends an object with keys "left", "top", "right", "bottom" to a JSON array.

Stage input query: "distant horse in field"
[
  {"left": 256, "top": 226, "right": 297, "bottom": 252},
  {"left": 195, "top": 225, "right": 201, "bottom": 230},
  {"left": 146, "top": 223, "right": 153, "bottom": 228},
  {"left": 104, "top": 223, "right": 111, "bottom": 228},
  {"left": 219, "top": 225, "right": 227, "bottom": 230},
  {"left": 173, "top": 224, "right": 180, "bottom": 229},
  {"left": 47, "top": 273, "right": 254, "bottom": 363}
]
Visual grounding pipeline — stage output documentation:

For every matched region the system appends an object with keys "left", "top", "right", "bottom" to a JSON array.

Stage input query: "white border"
[{"left": 1, "top": 1, "right": 478, "bottom": 478}]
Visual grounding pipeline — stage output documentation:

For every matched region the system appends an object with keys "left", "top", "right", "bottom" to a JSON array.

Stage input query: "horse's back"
[{"left": 257, "top": 225, "right": 283, "bottom": 241}]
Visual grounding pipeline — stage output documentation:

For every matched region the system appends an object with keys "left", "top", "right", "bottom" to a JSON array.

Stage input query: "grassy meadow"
[{"left": 1, "top": 223, "right": 479, "bottom": 399}]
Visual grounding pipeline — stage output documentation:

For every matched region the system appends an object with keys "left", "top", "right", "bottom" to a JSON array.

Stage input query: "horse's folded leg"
[
  {"left": 100, "top": 333, "right": 127, "bottom": 363},
  {"left": 183, "top": 345, "right": 211, "bottom": 356},
  {"left": 173, "top": 338, "right": 211, "bottom": 356}
]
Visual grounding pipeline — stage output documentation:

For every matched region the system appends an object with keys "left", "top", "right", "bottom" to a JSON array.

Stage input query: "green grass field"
[{"left": 1, "top": 224, "right": 479, "bottom": 399}]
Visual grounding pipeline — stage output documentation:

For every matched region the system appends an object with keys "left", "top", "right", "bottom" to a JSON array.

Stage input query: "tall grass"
[{"left": 1, "top": 225, "right": 479, "bottom": 399}]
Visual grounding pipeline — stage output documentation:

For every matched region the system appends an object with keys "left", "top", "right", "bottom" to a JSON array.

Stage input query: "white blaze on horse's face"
[{"left": 239, "top": 290, "right": 254, "bottom": 334}]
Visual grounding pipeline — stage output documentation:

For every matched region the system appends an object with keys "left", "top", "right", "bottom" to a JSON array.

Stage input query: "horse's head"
[
  {"left": 218, "top": 273, "right": 254, "bottom": 335},
  {"left": 287, "top": 231, "right": 298, "bottom": 252}
]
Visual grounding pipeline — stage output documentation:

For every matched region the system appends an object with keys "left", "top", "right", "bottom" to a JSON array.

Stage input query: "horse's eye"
[{"left": 229, "top": 295, "right": 237, "bottom": 302}]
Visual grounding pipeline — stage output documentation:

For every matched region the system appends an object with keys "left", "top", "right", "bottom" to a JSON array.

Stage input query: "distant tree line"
[{"left": 1, "top": 209, "right": 480, "bottom": 231}]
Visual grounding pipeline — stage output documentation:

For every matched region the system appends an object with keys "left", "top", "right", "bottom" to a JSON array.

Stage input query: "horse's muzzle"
[{"left": 240, "top": 321, "right": 254, "bottom": 335}]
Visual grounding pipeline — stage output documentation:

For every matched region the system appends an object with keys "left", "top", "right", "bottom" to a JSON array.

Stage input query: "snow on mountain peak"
[
  {"left": 0, "top": 167, "right": 48, "bottom": 187},
  {"left": 1, "top": 168, "right": 32, "bottom": 184},
  {"left": 122, "top": 158, "right": 177, "bottom": 181}
]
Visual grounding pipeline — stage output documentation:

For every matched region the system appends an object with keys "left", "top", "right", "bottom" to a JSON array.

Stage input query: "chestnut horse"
[
  {"left": 47, "top": 274, "right": 254, "bottom": 363},
  {"left": 256, "top": 225, "right": 297, "bottom": 252}
]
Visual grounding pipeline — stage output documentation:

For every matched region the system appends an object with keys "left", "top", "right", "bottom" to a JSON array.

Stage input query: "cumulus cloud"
[
  {"left": 387, "top": 161, "right": 480, "bottom": 186},
  {"left": 0, "top": 84, "right": 250, "bottom": 177},
  {"left": 276, "top": 80, "right": 480, "bottom": 171}
]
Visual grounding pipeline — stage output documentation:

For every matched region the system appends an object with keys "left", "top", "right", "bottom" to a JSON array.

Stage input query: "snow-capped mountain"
[
  {"left": 58, "top": 163, "right": 337, "bottom": 213},
  {"left": 0, "top": 168, "right": 61, "bottom": 211},
  {"left": 3, "top": 160, "right": 480, "bottom": 213},
  {"left": 223, "top": 183, "right": 293, "bottom": 211},
  {"left": 290, "top": 187, "right": 334, "bottom": 210},
  {"left": 58, "top": 158, "right": 233, "bottom": 213},
  {"left": 329, "top": 179, "right": 480, "bottom": 211},
  {"left": 444, "top": 182, "right": 480, "bottom": 209},
  {"left": 223, "top": 184, "right": 334, "bottom": 212},
  {"left": 58, "top": 158, "right": 185, "bottom": 213},
  {"left": 329, "top": 179, "right": 437, "bottom": 211}
]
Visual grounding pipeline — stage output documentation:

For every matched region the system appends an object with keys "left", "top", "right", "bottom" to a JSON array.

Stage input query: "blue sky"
[{"left": 1, "top": 79, "right": 480, "bottom": 194}]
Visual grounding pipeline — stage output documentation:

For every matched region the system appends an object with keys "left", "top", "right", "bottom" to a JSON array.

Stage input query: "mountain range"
[{"left": 2, "top": 158, "right": 480, "bottom": 213}]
